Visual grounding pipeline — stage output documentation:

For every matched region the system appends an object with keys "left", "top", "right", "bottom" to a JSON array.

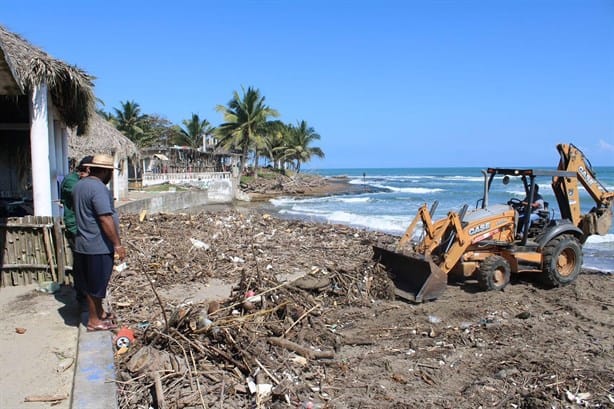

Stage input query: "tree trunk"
[
  {"left": 241, "top": 143, "right": 249, "bottom": 176},
  {"left": 254, "top": 149, "right": 260, "bottom": 180}
]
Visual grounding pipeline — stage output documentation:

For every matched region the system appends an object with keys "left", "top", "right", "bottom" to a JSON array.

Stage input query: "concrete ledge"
[
  {"left": 117, "top": 189, "right": 234, "bottom": 215},
  {"left": 71, "top": 326, "right": 117, "bottom": 409}
]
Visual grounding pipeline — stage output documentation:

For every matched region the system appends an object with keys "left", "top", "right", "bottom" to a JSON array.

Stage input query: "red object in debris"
[
  {"left": 245, "top": 290, "right": 255, "bottom": 298},
  {"left": 113, "top": 327, "right": 135, "bottom": 349}
]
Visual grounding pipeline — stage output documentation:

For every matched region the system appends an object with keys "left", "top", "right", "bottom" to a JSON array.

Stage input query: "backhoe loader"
[{"left": 373, "top": 143, "right": 613, "bottom": 302}]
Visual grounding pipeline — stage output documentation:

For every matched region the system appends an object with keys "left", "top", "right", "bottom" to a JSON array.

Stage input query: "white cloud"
[{"left": 598, "top": 139, "right": 614, "bottom": 152}]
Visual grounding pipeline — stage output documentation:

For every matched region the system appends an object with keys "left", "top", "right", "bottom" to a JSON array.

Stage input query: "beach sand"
[{"left": 0, "top": 285, "right": 79, "bottom": 409}]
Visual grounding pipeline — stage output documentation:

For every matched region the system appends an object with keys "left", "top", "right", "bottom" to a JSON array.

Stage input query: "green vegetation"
[
  {"left": 174, "top": 114, "right": 215, "bottom": 150},
  {"left": 98, "top": 86, "right": 325, "bottom": 175},
  {"left": 276, "top": 120, "right": 324, "bottom": 173},
  {"left": 240, "top": 167, "right": 287, "bottom": 185},
  {"left": 215, "top": 86, "right": 279, "bottom": 179}
]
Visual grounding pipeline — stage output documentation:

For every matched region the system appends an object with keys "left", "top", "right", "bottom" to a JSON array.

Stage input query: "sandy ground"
[{"left": 0, "top": 284, "right": 80, "bottom": 408}]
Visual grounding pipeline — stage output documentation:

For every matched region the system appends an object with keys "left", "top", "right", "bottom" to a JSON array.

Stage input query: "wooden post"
[
  {"left": 42, "top": 226, "right": 57, "bottom": 282},
  {"left": 52, "top": 218, "right": 66, "bottom": 284},
  {"left": 152, "top": 372, "right": 167, "bottom": 409}
]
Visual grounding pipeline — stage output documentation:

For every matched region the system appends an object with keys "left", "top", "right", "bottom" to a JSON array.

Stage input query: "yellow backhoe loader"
[{"left": 373, "top": 143, "right": 613, "bottom": 302}]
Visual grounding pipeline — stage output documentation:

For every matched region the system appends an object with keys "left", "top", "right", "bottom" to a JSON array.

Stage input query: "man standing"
[
  {"left": 61, "top": 156, "right": 93, "bottom": 239},
  {"left": 60, "top": 155, "right": 93, "bottom": 305},
  {"left": 73, "top": 154, "right": 126, "bottom": 331}
]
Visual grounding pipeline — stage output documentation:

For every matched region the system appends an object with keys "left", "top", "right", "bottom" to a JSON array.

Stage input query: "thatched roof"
[
  {"left": 0, "top": 25, "right": 95, "bottom": 135},
  {"left": 69, "top": 114, "right": 139, "bottom": 160}
]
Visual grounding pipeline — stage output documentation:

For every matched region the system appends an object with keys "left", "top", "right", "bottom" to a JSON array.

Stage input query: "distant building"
[{"left": 139, "top": 145, "right": 241, "bottom": 175}]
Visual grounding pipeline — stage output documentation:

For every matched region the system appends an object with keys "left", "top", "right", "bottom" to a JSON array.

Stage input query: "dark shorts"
[{"left": 73, "top": 252, "right": 114, "bottom": 298}]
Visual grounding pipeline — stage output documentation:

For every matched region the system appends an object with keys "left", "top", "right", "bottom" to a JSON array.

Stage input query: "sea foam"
[
  {"left": 371, "top": 184, "right": 444, "bottom": 194},
  {"left": 585, "top": 233, "right": 614, "bottom": 244}
]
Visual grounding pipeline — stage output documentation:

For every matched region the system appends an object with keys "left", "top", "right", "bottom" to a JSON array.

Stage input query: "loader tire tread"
[
  {"left": 478, "top": 255, "right": 511, "bottom": 291},
  {"left": 541, "top": 234, "right": 582, "bottom": 287}
]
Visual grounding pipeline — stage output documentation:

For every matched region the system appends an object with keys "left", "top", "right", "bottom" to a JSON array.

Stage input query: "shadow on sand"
[{"left": 53, "top": 284, "right": 83, "bottom": 327}]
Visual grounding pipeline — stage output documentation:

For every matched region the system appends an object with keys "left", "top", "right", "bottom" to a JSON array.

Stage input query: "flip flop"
[
  {"left": 86, "top": 320, "right": 117, "bottom": 332},
  {"left": 101, "top": 312, "right": 116, "bottom": 321}
]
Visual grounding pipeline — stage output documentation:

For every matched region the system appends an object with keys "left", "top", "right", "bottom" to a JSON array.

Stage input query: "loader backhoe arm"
[
  {"left": 397, "top": 204, "right": 433, "bottom": 251},
  {"left": 554, "top": 143, "right": 614, "bottom": 236},
  {"left": 374, "top": 202, "right": 468, "bottom": 302},
  {"left": 435, "top": 211, "right": 468, "bottom": 272},
  {"left": 398, "top": 203, "right": 469, "bottom": 270}
]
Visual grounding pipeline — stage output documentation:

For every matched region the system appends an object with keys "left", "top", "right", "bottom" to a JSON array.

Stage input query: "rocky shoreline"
[{"left": 241, "top": 172, "right": 375, "bottom": 202}]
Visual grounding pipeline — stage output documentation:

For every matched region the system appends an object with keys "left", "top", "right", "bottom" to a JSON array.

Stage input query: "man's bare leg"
[{"left": 85, "top": 293, "right": 106, "bottom": 326}]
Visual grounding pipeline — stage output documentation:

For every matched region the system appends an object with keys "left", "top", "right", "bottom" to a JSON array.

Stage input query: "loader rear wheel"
[
  {"left": 541, "top": 234, "right": 582, "bottom": 287},
  {"left": 478, "top": 256, "right": 511, "bottom": 291}
]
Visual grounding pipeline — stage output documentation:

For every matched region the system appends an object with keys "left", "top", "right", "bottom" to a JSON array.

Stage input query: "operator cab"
[{"left": 482, "top": 167, "right": 575, "bottom": 244}]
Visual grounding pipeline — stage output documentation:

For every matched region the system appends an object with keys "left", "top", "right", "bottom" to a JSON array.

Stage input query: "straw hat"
[
  {"left": 89, "top": 154, "right": 116, "bottom": 169},
  {"left": 77, "top": 155, "right": 94, "bottom": 170}
]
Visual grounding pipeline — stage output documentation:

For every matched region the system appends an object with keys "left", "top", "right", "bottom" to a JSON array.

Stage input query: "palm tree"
[
  {"left": 215, "top": 86, "right": 279, "bottom": 177},
  {"left": 175, "top": 114, "right": 214, "bottom": 151},
  {"left": 96, "top": 108, "right": 116, "bottom": 124},
  {"left": 262, "top": 120, "right": 291, "bottom": 170},
  {"left": 113, "top": 100, "right": 154, "bottom": 147},
  {"left": 279, "top": 120, "right": 325, "bottom": 173}
]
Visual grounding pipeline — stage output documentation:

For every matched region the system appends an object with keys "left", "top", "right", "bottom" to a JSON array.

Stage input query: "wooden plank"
[
  {"left": 53, "top": 218, "right": 66, "bottom": 284},
  {"left": 42, "top": 227, "right": 57, "bottom": 282},
  {"left": 1, "top": 264, "right": 51, "bottom": 269},
  {"left": 0, "top": 223, "right": 54, "bottom": 228}
]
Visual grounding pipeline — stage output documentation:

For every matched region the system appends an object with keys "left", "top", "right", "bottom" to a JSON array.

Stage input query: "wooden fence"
[{"left": 0, "top": 216, "right": 71, "bottom": 287}]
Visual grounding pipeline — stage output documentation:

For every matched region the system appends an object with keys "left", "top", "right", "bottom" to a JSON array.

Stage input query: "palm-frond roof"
[
  {"left": 0, "top": 25, "right": 95, "bottom": 135},
  {"left": 68, "top": 114, "right": 139, "bottom": 160}
]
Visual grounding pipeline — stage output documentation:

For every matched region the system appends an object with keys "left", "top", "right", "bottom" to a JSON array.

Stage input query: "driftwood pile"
[
  {"left": 240, "top": 173, "right": 338, "bottom": 197},
  {"left": 107, "top": 209, "right": 614, "bottom": 408},
  {"left": 110, "top": 209, "right": 395, "bottom": 408}
]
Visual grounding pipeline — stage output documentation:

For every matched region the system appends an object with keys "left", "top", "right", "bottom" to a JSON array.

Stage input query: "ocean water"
[{"left": 270, "top": 167, "right": 614, "bottom": 273}]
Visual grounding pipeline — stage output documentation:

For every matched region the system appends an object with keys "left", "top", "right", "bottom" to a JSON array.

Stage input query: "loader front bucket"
[{"left": 373, "top": 246, "right": 447, "bottom": 302}]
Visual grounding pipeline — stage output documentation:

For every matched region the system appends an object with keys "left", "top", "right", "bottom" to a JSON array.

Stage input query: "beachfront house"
[
  {"left": 0, "top": 24, "right": 95, "bottom": 217},
  {"left": 138, "top": 144, "right": 241, "bottom": 188},
  {"left": 0, "top": 24, "right": 119, "bottom": 286}
]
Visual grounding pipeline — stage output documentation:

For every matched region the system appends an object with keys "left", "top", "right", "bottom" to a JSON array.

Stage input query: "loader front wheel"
[
  {"left": 478, "top": 256, "right": 511, "bottom": 291},
  {"left": 541, "top": 234, "right": 582, "bottom": 287}
]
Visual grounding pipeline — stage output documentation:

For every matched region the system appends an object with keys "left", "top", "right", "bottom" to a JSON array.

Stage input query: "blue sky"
[{"left": 2, "top": 0, "right": 613, "bottom": 168}]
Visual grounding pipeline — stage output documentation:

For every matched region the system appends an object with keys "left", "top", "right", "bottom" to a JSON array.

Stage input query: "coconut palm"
[
  {"left": 278, "top": 120, "right": 324, "bottom": 173},
  {"left": 113, "top": 100, "right": 154, "bottom": 147},
  {"left": 175, "top": 114, "right": 214, "bottom": 151},
  {"left": 96, "top": 108, "right": 116, "bottom": 124},
  {"left": 215, "top": 86, "right": 279, "bottom": 176},
  {"left": 262, "top": 120, "right": 291, "bottom": 170}
]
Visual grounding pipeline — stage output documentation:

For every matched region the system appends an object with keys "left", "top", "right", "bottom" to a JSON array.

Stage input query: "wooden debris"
[
  {"left": 108, "top": 207, "right": 613, "bottom": 408},
  {"left": 111, "top": 208, "right": 393, "bottom": 408},
  {"left": 268, "top": 337, "right": 335, "bottom": 360},
  {"left": 24, "top": 394, "right": 68, "bottom": 402}
]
